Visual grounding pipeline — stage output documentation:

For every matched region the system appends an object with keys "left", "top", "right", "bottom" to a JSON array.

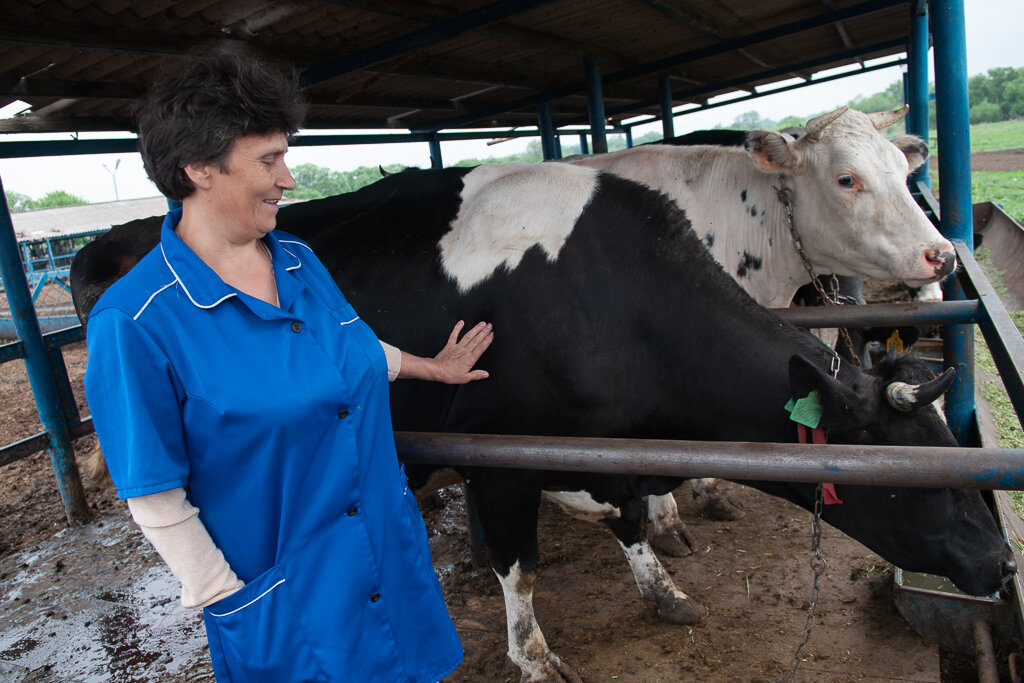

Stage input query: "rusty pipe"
[{"left": 394, "top": 432, "right": 1024, "bottom": 490}]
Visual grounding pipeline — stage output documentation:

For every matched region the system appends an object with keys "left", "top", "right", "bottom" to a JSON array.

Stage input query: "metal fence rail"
[{"left": 395, "top": 432, "right": 1024, "bottom": 490}]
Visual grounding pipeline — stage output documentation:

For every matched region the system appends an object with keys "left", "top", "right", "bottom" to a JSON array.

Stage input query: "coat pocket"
[{"left": 204, "top": 565, "right": 327, "bottom": 682}]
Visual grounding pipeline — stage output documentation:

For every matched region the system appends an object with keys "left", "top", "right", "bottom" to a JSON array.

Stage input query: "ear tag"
[
  {"left": 785, "top": 390, "right": 823, "bottom": 429},
  {"left": 886, "top": 330, "right": 904, "bottom": 354}
]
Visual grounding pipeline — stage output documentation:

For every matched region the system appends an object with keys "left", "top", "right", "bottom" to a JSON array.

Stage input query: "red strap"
[{"left": 797, "top": 425, "right": 843, "bottom": 505}]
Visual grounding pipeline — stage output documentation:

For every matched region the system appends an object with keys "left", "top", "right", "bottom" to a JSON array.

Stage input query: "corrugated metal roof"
[
  {"left": 11, "top": 196, "right": 168, "bottom": 241},
  {"left": 0, "top": 0, "right": 917, "bottom": 135}
]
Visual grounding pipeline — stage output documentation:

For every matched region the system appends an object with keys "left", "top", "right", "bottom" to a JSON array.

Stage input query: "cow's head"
[
  {"left": 782, "top": 353, "right": 1014, "bottom": 596},
  {"left": 745, "top": 106, "right": 956, "bottom": 287}
]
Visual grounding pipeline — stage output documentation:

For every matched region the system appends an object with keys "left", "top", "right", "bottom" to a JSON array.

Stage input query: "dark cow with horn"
[{"left": 72, "top": 162, "right": 1013, "bottom": 683}]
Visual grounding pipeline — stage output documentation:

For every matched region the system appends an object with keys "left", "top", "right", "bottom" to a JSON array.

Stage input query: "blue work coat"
[{"left": 84, "top": 210, "right": 462, "bottom": 682}]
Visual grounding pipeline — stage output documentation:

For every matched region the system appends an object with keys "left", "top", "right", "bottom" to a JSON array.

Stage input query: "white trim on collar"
[
  {"left": 277, "top": 239, "right": 309, "bottom": 272},
  {"left": 133, "top": 281, "right": 177, "bottom": 320},
  {"left": 160, "top": 243, "right": 238, "bottom": 310}
]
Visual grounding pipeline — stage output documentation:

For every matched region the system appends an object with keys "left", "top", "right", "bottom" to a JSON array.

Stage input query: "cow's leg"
[
  {"left": 468, "top": 470, "right": 582, "bottom": 683},
  {"left": 689, "top": 478, "right": 745, "bottom": 520},
  {"left": 544, "top": 487, "right": 706, "bottom": 625},
  {"left": 646, "top": 493, "right": 695, "bottom": 557}
]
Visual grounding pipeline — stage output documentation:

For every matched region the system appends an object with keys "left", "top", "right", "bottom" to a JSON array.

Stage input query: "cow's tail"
[{"left": 84, "top": 442, "right": 115, "bottom": 490}]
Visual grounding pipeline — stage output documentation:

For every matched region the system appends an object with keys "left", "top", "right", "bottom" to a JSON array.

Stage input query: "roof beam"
[
  {"left": 323, "top": 0, "right": 635, "bottom": 66},
  {"left": 820, "top": 0, "right": 862, "bottom": 66},
  {"left": 299, "top": 0, "right": 558, "bottom": 87},
  {"left": 413, "top": 0, "right": 911, "bottom": 132},
  {"left": 599, "top": 39, "right": 907, "bottom": 120}
]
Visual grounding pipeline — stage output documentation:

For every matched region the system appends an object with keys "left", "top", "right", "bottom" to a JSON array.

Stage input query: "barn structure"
[{"left": 1, "top": 0, "right": 1023, "bottom": 679}]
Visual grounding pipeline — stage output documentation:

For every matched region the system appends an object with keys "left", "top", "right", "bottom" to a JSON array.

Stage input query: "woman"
[{"left": 83, "top": 53, "right": 491, "bottom": 682}]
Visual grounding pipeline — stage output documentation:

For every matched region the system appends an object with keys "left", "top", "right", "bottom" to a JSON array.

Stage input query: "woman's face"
[{"left": 207, "top": 131, "right": 296, "bottom": 237}]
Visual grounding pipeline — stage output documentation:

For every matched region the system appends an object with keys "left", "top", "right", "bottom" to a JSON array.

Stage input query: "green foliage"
[
  {"left": 969, "top": 66, "right": 1024, "bottom": 120},
  {"left": 4, "top": 190, "right": 35, "bottom": 212},
  {"left": 848, "top": 80, "right": 904, "bottom": 114},
  {"left": 972, "top": 172, "right": 1024, "bottom": 224},
  {"left": 286, "top": 162, "right": 407, "bottom": 199},
  {"left": 970, "top": 101, "right": 1003, "bottom": 124},
  {"left": 11, "top": 190, "right": 88, "bottom": 210},
  {"left": 965, "top": 119, "right": 1024, "bottom": 152}
]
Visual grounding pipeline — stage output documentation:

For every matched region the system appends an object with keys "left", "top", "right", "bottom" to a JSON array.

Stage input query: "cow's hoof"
[
  {"left": 650, "top": 525, "right": 696, "bottom": 557},
  {"left": 654, "top": 595, "right": 708, "bottom": 624},
  {"left": 696, "top": 490, "right": 745, "bottom": 521},
  {"left": 518, "top": 652, "right": 583, "bottom": 683}
]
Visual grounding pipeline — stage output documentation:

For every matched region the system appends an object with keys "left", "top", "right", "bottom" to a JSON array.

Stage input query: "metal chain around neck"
[
  {"left": 778, "top": 483, "right": 828, "bottom": 682},
  {"left": 773, "top": 178, "right": 861, "bottom": 368}
]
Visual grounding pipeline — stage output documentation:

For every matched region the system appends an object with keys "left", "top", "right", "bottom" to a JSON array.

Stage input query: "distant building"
[{"left": 11, "top": 196, "right": 169, "bottom": 243}]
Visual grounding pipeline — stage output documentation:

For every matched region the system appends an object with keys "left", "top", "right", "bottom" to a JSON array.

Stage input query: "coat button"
[
  {"left": 347, "top": 506, "right": 357, "bottom": 516},
  {"left": 370, "top": 592, "right": 381, "bottom": 603},
  {"left": 291, "top": 321, "right": 303, "bottom": 333},
  {"left": 337, "top": 408, "right": 349, "bottom": 419}
]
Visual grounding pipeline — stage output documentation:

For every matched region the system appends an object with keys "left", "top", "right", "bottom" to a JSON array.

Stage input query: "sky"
[{"left": 1, "top": 0, "right": 1020, "bottom": 206}]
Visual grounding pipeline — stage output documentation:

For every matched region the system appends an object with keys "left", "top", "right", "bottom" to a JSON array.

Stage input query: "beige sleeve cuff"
[
  {"left": 379, "top": 340, "right": 402, "bottom": 382},
  {"left": 127, "top": 488, "right": 244, "bottom": 609}
]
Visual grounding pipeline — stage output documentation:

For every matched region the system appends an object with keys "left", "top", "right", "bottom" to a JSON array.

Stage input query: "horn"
[
  {"left": 886, "top": 368, "right": 956, "bottom": 412},
  {"left": 805, "top": 106, "right": 849, "bottom": 140},
  {"left": 867, "top": 105, "right": 910, "bottom": 131}
]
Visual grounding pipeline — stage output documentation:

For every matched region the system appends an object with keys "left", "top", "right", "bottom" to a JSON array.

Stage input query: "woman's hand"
[
  {"left": 430, "top": 320, "right": 493, "bottom": 384},
  {"left": 395, "top": 320, "right": 494, "bottom": 384}
]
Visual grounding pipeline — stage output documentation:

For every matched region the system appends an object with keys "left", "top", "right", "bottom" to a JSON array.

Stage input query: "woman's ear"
[{"left": 183, "top": 161, "right": 214, "bottom": 190}]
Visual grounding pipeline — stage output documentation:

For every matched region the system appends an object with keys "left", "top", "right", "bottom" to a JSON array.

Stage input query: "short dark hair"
[{"left": 136, "top": 53, "right": 306, "bottom": 200}]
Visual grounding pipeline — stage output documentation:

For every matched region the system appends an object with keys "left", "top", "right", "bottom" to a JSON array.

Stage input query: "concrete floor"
[{"left": 0, "top": 511, "right": 213, "bottom": 682}]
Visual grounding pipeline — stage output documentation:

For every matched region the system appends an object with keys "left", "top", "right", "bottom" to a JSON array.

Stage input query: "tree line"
[{"left": 6, "top": 190, "right": 88, "bottom": 213}]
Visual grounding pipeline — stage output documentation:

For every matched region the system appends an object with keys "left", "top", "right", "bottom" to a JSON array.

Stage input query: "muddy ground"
[{"left": 0, "top": 339, "right": 979, "bottom": 682}]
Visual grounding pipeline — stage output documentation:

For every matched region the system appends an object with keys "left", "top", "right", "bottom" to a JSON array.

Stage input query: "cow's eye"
[{"left": 837, "top": 173, "right": 859, "bottom": 189}]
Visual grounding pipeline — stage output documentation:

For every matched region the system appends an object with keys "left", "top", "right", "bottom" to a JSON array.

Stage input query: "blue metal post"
[
  {"left": 660, "top": 75, "right": 675, "bottom": 140},
  {"left": 584, "top": 57, "right": 608, "bottom": 154},
  {"left": 908, "top": 3, "right": 931, "bottom": 188},
  {"left": 0, "top": 175, "right": 88, "bottom": 523},
  {"left": 428, "top": 135, "right": 443, "bottom": 169},
  {"left": 538, "top": 101, "right": 559, "bottom": 160},
  {"left": 624, "top": 128, "right": 633, "bottom": 149},
  {"left": 578, "top": 133, "right": 589, "bottom": 155},
  {"left": 933, "top": 0, "right": 974, "bottom": 445}
]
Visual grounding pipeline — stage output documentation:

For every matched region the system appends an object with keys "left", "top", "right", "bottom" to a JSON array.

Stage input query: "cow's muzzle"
[{"left": 926, "top": 249, "right": 957, "bottom": 278}]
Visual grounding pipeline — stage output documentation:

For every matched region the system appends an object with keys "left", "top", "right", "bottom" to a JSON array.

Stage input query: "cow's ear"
[
  {"left": 889, "top": 135, "right": 929, "bottom": 173},
  {"left": 745, "top": 131, "right": 794, "bottom": 171},
  {"left": 788, "top": 355, "right": 859, "bottom": 426}
]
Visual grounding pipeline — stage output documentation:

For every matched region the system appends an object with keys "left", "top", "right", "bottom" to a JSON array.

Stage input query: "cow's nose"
[{"left": 926, "top": 249, "right": 956, "bottom": 278}]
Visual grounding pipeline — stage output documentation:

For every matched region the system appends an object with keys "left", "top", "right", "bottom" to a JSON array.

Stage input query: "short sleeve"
[{"left": 84, "top": 308, "right": 190, "bottom": 499}]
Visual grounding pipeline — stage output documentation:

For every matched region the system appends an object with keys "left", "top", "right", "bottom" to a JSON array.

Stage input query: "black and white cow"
[
  {"left": 72, "top": 163, "right": 1012, "bottom": 683},
  {"left": 572, "top": 107, "right": 951, "bottom": 537}
]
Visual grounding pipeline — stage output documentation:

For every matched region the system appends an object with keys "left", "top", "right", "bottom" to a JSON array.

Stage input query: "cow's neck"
[{"left": 692, "top": 173, "right": 812, "bottom": 308}]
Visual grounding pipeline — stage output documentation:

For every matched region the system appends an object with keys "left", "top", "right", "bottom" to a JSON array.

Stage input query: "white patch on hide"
[
  {"left": 647, "top": 492, "right": 680, "bottom": 535},
  {"left": 496, "top": 561, "right": 551, "bottom": 677},
  {"left": 439, "top": 163, "right": 599, "bottom": 292},
  {"left": 619, "top": 539, "right": 691, "bottom": 603},
  {"left": 543, "top": 490, "right": 621, "bottom": 523}
]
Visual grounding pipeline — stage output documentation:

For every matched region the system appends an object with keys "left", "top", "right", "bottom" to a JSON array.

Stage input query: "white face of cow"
[{"left": 746, "top": 107, "right": 956, "bottom": 287}]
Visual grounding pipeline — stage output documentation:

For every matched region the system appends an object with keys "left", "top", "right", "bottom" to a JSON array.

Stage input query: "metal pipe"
[
  {"left": 907, "top": 2, "right": 930, "bottom": 188},
  {"left": 772, "top": 300, "right": 979, "bottom": 328},
  {"left": 584, "top": 57, "right": 607, "bottom": 154},
  {"left": 578, "top": 133, "right": 589, "bottom": 155},
  {"left": 394, "top": 432, "right": 1024, "bottom": 490},
  {"left": 537, "top": 101, "right": 558, "bottom": 160},
  {"left": 428, "top": 134, "right": 443, "bottom": 169},
  {"left": 933, "top": 0, "right": 974, "bottom": 445},
  {"left": 659, "top": 75, "right": 675, "bottom": 140},
  {"left": 972, "top": 619, "right": 999, "bottom": 683},
  {"left": 0, "top": 175, "right": 88, "bottom": 522}
]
